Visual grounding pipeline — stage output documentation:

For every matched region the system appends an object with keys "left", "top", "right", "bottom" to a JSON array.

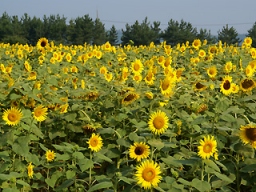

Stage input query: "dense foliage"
[{"left": 0, "top": 36, "right": 256, "bottom": 191}]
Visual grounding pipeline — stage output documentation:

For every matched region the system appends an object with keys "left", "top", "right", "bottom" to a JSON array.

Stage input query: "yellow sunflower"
[
  {"left": 207, "top": 66, "right": 217, "bottom": 78},
  {"left": 194, "top": 81, "right": 207, "bottom": 91},
  {"left": 32, "top": 105, "right": 48, "bottom": 122},
  {"left": 2, "top": 107, "right": 23, "bottom": 126},
  {"left": 87, "top": 133, "right": 103, "bottom": 152},
  {"left": 135, "top": 160, "right": 162, "bottom": 189},
  {"left": 133, "top": 73, "right": 142, "bottom": 82},
  {"left": 144, "top": 70, "right": 155, "bottom": 85},
  {"left": 224, "top": 61, "right": 233, "bottom": 73},
  {"left": 131, "top": 59, "right": 144, "bottom": 74},
  {"left": 243, "top": 37, "right": 252, "bottom": 47},
  {"left": 121, "top": 67, "right": 129, "bottom": 82},
  {"left": 160, "top": 76, "right": 175, "bottom": 96},
  {"left": 27, "top": 162, "right": 34, "bottom": 178},
  {"left": 100, "top": 66, "right": 108, "bottom": 75},
  {"left": 192, "top": 39, "right": 201, "bottom": 50},
  {"left": 198, "top": 49, "right": 206, "bottom": 58},
  {"left": 129, "top": 142, "right": 150, "bottom": 161},
  {"left": 240, "top": 78, "right": 256, "bottom": 92},
  {"left": 148, "top": 110, "right": 169, "bottom": 135},
  {"left": 245, "top": 65, "right": 254, "bottom": 77},
  {"left": 121, "top": 91, "right": 140, "bottom": 106},
  {"left": 45, "top": 150, "right": 56, "bottom": 162},
  {"left": 220, "top": 76, "right": 233, "bottom": 95},
  {"left": 36, "top": 37, "right": 49, "bottom": 50},
  {"left": 104, "top": 72, "right": 113, "bottom": 82},
  {"left": 198, "top": 135, "right": 218, "bottom": 159},
  {"left": 240, "top": 124, "right": 256, "bottom": 148},
  {"left": 231, "top": 83, "right": 239, "bottom": 93}
]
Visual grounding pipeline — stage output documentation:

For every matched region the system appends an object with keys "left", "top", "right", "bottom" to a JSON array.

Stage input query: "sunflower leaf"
[
  {"left": 148, "top": 139, "right": 164, "bottom": 150},
  {"left": 191, "top": 178, "right": 211, "bottom": 192}
]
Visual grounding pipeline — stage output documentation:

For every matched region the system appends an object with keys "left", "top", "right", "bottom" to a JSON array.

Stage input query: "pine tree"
[
  {"left": 217, "top": 24, "right": 241, "bottom": 45},
  {"left": 247, "top": 22, "right": 256, "bottom": 47},
  {"left": 107, "top": 25, "right": 118, "bottom": 45}
]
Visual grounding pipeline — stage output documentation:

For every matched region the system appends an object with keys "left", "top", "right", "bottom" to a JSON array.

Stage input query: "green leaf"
[
  {"left": 204, "top": 159, "right": 220, "bottom": 172},
  {"left": 72, "top": 152, "right": 84, "bottom": 160},
  {"left": 87, "top": 181, "right": 113, "bottom": 192},
  {"left": 214, "top": 172, "right": 234, "bottom": 183},
  {"left": 240, "top": 164, "right": 256, "bottom": 173},
  {"left": 0, "top": 151, "right": 10, "bottom": 161},
  {"left": 119, "top": 176, "right": 135, "bottom": 184},
  {"left": 191, "top": 178, "right": 211, "bottom": 192},
  {"left": 95, "top": 152, "right": 113, "bottom": 163},
  {"left": 220, "top": 113, "right": 235, "bottom": 122},
  {"left": 66, "top": 170, "right": 76, "bottom": 179},
  {"left": 116, "top": 138, "right": 130, "bottom": 147},
  {"left": 148, "top": 139, "right": 164, "bottom": 150},
  {"left": 78, "top": 159, "right": 94, "bottom": 172},
  {"left": 177, "top": 178, "right": 191, "bottom": 186},
  {"left": 16, "top": 179, "right": 29, "bottom": 187},
  {"left": 161, "top": 156, "right": 182, "bottom": 167},
  {"left": 64, "top": 113, "right": 77, "bottom": 122},
  {"left": 45, "top": 171, "right": 62, "bottom": 188},
  {"left": 55, "top": 179, "right": 74, "bottom": 191}
]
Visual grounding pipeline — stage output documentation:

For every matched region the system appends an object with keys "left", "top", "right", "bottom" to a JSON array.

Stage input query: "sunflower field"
[{"left": 0, "top": 37, "right": 256, "bottom": 192}]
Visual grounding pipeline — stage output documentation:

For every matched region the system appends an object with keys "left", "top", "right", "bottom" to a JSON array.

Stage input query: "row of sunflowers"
[{"left": 0, "top": 37, "right": 256, "bottom": 191}]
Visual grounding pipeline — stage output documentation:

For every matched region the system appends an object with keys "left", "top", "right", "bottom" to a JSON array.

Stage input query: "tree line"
[{"left": 0, "top": 12, "right": 256, "bottom": 47}]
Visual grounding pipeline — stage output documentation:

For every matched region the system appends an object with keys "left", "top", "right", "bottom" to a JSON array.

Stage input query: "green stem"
[
  {"left": 201, "top": 161, "right": 204, "bottom": 181},
  {"left": 89, "top": 151, "right": 92, "bottom": 188}
]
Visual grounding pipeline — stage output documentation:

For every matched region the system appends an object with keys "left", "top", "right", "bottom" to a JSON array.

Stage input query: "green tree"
[
  {"left": 217, "top": 24, "right": 241, "bottom": 45},
  {"left": 42, "top": 14, "right": 67, "bottom": 44},
  {"left": 92, "top": 18, "right": 106, "bottom": 45},
  {"left": 121, "top": 17, "right": 161, "bottom": 46},
  {"left": 67, "top": 14, "right": 94, "bottom": 45},
  {"left": 106, "top": 25, "right": 118, "bottom": 45},
  {"left": 247, "top": 22, "right": 256, "bottom": 47},
  {"left": 196, "top": 28, "right": 217, "bottom": 44},
  {"left": 161, "top": 19, "right": 197, "bottom": 45},
  {"left": 0, "top": 12, "right": 12, "bottom": 41}
]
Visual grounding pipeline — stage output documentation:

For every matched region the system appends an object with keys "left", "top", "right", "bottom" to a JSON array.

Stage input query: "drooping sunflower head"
[
  {"left": 148, "top": 110, "right": 169, "bottom": 135},
  {"left": 240, "top": 78, "right": 256, "bottom": 92},
  {"left": 144, "top": 70, "right": 155, "bottom": 85},
  {"left": 129, "top": 142, "right": 150, "bottom": 161},
  {"left": 37, "top": 37, "right": 49, "bottom": 50},
  {"left": 240, "top": 124, "right": 256, "bottom": 148},
  {"left": 135, "top": 160, "right": 162, "bottom": 189},
  {"left": 27, "top": 162, "right": 34, "bottom": 178},
  {"left": 220, "top": 76, "right": 232, "bottom": 95},
  {"left": 2, "top": 107, "right": 23, "bottom": 126},
  {"left": 87, "top": 133, "right": 103, "bottom": 152},
  {"left": 198, "top": 135, "right": 217, "bottom": 159},
  {"left": 45, "top": 150, "right": 56, "bottom": 162},
  {"left": 121, "top": 91, "right": 140, "bottom": 106},
  {"left": 32, "top": 105, "right": 48, "bottom": 122}
]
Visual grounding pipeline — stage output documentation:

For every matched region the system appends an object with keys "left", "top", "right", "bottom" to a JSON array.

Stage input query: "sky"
[{"left": 1, "top": 0, "right": 256, "bottom": 35}]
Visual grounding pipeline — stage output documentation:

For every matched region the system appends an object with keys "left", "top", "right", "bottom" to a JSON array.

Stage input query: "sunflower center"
[
  {"left": 142, "top": 168, "right": 156, "bottom": 182},
  {"left": 161, "top": 80, "right": 170, "bottom": 91},
  {"left": 196, "top": 82, "right": 205, "bottom": 89},
  {"left": 124, "top": 94, "right": 135, "bottom": 102},
  {"left": 134, "top": 63, "right": 140, "bottom": 71},
  {"left": 135, "top": 147, "right": 144, "bottom": 155},
  {"left": 8, "top": 113, "right": 17, "bottom": 122},
  {"left": 223, "top": 80, "right": 231, "bottom": 90},
  {"left": 90, "top": 138, "right": 98, "bottom": 147},
  {"left": 245, "top": 128, "right": 256, "bottom": 141},
  {"left": 34, "top": 109, "right": 42, "bottom": 117},
  {"left": 203, "top": 143, "right": 212, "bottom": 153},
  {"left": 41, "top": 41, "right": 46, "bottom": 47},
  {"left": 153, "top": 116, "right": 165, "bottom": 129},
  {"left": 242, "top": 79, "right": 254, "bottom": 89}
]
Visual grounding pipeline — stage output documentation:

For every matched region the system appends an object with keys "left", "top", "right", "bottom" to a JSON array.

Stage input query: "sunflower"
[
  {"left": 37, "top": 37, "right": 48, "bottom": 50},
  {"left": 24, "top": 61, "right": 32, "bottom": 72},
  {"left": 145, "top": 92, "right": 154, "bottom": 99},
  {"left": 243, "top": 37, "right": 252, "bottom": 47},
  {"left": 133, "top": 73, "right": 142, "bottom": 82},
  {"left": 131, "top": 59, "right": 144, "bottom": 74},
  {"left": 121, "top": 91, "right": 140, "bottom": 105},
  {"left": 144, "top": 70, "right": 155, "bottom": 85},
  {"left": 2, "top": 107, "right": 23, "bottom": 126},
  {"left": 27, "top": 71, "right": 37, "bottom": 80},
  {"left": 135, "top": 160, "right": 162, "bottom": 189},
  {"left": 240, "top": 78, "right": 256, "bottom": 92},
  {"left": 104, "top": 72, "right": 113, "bottom": 82},
  {"left": 224, "top": 61, "right": 233, "bottom": 73},
  {"left": 231, "top": 83, "right": 239, "bottom": 93},
  {"left": 100, "top": 66, "right": 108, "bottom": 75},
  {"left": 148, "top": 110, "right": 169, "bottom": 135},
  {"left": 245, "top": 65, "right": 254, "bottom": 77},
  {"left": 129, "top": 142, "right": 150, "bottom": 161},
  {"left": 27, "top": 162, "right": 34, "bottom": 178},
  {"left": 198, "top": 135, "right": 218, "bottom": 159},
  {"left": 160, "top": 76, "right": 175, "bottom": 96},
  {"left": 220, "top": 76, "right": 233, "bottom": 95},
  {"left": 240, "top": 124, "right": 256, "bottom": 148},
  {"left": 32, "top": 105, "right": 48, "bottom": 122},
  {"left": 45, "top": 150, "right": 56, "bottom": 162},
  {"left": 87, "top": 133, "right": 103, "bottom": 152},
  {"left": 192, "top": 39, "right": 201, "bottom": 50},
  {"left": 194, "top": 81, "right": 207, "bottom": 91},
  {"left": 207, "top": 66, "right": 217, "bottom": 78},
  {"left": 198, "top": 49, "right": 206, "bottom": 58},
  {"left": 121, "top": 67, "right": 129, "bottom": 81}
]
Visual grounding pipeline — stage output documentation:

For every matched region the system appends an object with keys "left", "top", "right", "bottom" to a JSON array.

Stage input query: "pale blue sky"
[{"left": 1, "top": 0, "right": 256, "bottom": 35}]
